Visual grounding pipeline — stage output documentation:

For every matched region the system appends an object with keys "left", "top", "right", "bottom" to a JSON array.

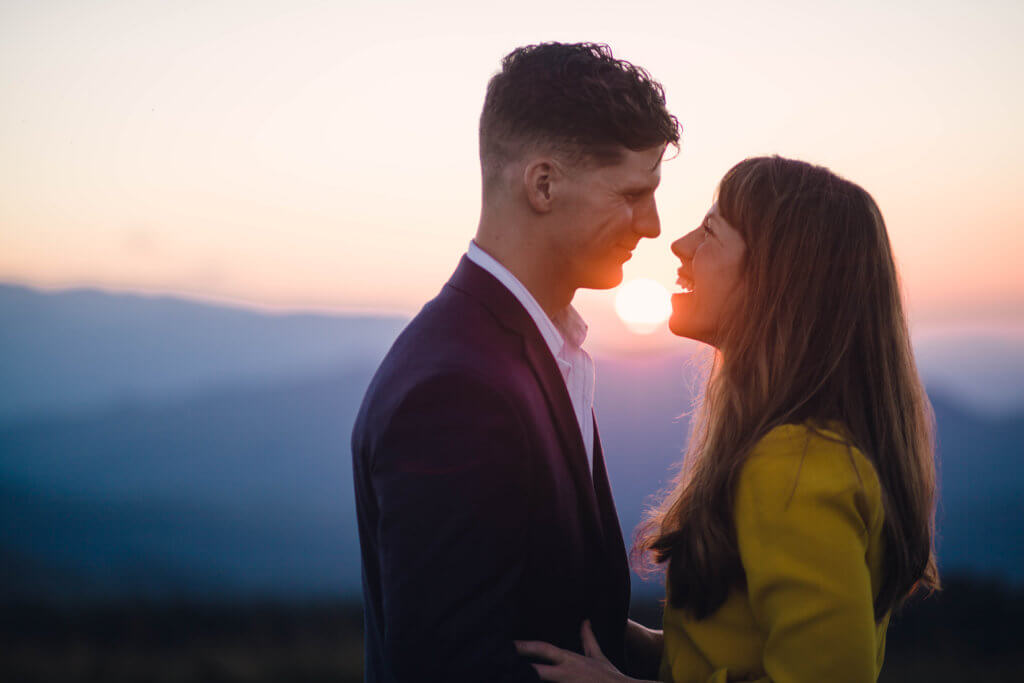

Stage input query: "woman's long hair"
[{"left": 634, "top": 156, "right": 939, "bottom": 620}]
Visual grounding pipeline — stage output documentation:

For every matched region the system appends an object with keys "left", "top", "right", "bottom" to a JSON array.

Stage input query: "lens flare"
[{"left": 614, "top": 278, "right": 671, "bottom": 335}]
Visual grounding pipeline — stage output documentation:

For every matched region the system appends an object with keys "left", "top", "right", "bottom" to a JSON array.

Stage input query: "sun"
[{"left": 614, "top": 278, "right": 671, "bottom": 335}]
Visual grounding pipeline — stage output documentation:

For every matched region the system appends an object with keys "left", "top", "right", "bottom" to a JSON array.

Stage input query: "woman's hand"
[
  {"left": 515, "top": 620, "right": 642, "bottom": 683},
  {"left": 624, "top": 618, "right": 664, "bottom": 680}
]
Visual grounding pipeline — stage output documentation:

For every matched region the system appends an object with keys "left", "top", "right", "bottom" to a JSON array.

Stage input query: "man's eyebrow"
[
  {"left": 623, "top": 181, "right": 658, "bottom": 195},
  {"left": 649, "top": 143, "right": 669, "bottom": 171}
]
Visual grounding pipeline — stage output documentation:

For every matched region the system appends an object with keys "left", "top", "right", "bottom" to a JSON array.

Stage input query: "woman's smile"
[
  {"left": 668, "top": 203, "right": 746, "bottom": 345},
  {"left": 676, "top": 267, "right": 695, "bottom": 294}
]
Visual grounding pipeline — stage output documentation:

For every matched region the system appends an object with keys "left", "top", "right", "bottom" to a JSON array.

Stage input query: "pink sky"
[{"left": 2, "top": 0, "right": 1022, "bottom": 344}]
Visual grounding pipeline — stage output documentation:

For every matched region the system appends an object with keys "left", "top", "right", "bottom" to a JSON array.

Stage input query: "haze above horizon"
[{"left": 2, "top": 0, "right": 1022, "bottom": 339}]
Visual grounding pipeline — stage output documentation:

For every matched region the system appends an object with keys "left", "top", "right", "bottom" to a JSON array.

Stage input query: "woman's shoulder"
[
  {"left": 747, "top": 421, "right": 877, "bottom": 476},
  {"left": 738, "top": 422, "right": 884, "bottom": 522}
]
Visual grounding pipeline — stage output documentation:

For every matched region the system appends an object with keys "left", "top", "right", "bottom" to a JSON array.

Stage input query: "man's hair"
[{"left": 479, "top": 42, "right": 681, "bottom": 183}]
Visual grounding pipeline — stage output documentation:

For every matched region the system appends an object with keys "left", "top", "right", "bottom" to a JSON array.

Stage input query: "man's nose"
[{"left": 634, "top": 196, "right": 661, "bottom": 239}]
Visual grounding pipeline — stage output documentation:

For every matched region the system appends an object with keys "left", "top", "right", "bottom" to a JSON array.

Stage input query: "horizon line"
[{"left": 3, "top": 276, "right": 1024, "bottom": 336}]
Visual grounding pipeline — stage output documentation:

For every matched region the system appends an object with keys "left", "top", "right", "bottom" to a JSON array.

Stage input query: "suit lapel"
[
  {"left": 592, "top": 420, "right": 629, "bottom": 573},
  {"left": 590, "top": 418, "right": 632, "bottom": 655},
  {"left": 520, "top": 340, "right": 606, "bottom": 545},
  {"left": 447, "top": 256, "right": 606, "bottom": 551}
]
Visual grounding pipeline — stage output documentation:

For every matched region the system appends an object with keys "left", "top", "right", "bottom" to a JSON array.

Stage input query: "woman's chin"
[
  {"left": 669, "top": 297, "right": 715, "bottom": 344},
  {"left": 669, "top": 293, "right": 697, "bottom": 339},
  {"left": 669, "top": 317, "right": 697, "bottom": 340}
]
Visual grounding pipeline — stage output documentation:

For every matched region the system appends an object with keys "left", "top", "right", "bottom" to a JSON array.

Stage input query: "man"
[{"left": 352, "top": 42, "right": 680, "bottom": 682}]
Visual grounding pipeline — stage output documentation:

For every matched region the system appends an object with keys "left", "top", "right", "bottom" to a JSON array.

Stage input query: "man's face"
[{"left": 552, "top": 144, "right": 665, "bottom": 290}]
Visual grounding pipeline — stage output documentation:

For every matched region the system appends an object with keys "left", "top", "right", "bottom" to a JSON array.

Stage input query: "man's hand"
[{"left": 516, "top": 620, "right": 655, "bottom": 683}]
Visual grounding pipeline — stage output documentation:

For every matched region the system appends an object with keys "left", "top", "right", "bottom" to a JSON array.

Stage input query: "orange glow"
[
  {"left": 614, "top": 279, "right": 672, "bottom": 335},
  {"left": 0, "top": 2, "right": 1021, "bottom": 332}
]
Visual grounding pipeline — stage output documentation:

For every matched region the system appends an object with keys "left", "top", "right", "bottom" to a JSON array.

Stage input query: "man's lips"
[{"left": 615, "top": 244, "right": 637, "bottom": 261}]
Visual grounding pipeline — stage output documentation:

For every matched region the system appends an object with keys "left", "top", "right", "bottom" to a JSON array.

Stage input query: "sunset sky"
[{"left": 2, "top": 0, "right": 1022, "bottom": 349}]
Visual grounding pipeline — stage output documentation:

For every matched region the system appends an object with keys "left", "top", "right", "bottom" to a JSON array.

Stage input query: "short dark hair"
[{"left": 479, "top": 42, "right": 681, "bottom": 181}]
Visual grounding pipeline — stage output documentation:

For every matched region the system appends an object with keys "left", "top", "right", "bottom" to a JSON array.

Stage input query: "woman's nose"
[{"left": 671, "top": 230, "right": 697, "bottom": 260}]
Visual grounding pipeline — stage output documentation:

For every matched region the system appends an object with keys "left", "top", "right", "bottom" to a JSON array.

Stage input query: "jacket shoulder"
[
  {"left": 353, "top": 284, "right": 529, "bottom": 446},
  {"left": 385, "top": 284, "right": 522, "bottom": 382}
]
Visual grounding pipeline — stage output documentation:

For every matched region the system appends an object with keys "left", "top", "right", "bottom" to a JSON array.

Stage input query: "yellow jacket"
[{"left": 660, "top": 423, "right": 889, "bottom": 683}]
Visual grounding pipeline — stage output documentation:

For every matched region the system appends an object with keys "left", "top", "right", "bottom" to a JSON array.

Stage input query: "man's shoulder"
[
  {"left": 354, "top": 282, "right": 529, "bottom": 433},
  {"left": 392, "top": 281, "right": 523, "bottom": 371}
]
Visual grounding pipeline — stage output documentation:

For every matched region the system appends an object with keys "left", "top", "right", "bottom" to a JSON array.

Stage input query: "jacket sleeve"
[
  {"left": 720, "top": 431, "right": 884, "bottom": 683},
  {"left": 371, "top": 370, "right": 542, "bottom": 683}
]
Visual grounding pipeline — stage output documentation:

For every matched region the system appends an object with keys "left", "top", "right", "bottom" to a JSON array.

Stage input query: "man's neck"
[{"left": 471, "top": 235, "right": 573, "bottom": 319}]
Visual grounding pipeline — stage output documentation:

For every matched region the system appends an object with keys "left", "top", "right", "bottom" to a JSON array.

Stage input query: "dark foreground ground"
[{"left": 2, "top": 575, "right": 1021, "bottom": 682}]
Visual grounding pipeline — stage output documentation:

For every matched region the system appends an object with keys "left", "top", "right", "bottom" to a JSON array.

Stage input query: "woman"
[{"left": 516, "top": 156, "right": 939, "bottom": 682}]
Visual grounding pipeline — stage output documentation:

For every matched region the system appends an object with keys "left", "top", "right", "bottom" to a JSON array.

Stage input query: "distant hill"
[
  {"left": 0, "top": 284, "right": 405, "bottom": 422},
  {"left": 4, "top": 283, "right": 1023, "bottom": 422},
  {"left": 1, "top": 284, "right": 1022, "bottom": 601},
  {"left": 0, "top": 365, "right": 371, "bottom": 601},
  {"left": 1, "top": 354, "right": 1021, "bottom": 601}
]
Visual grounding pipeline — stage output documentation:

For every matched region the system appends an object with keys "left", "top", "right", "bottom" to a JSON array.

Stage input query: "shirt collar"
[
  {"left": 550, "top": 303, "right": 588, "bottom": 350},
  {"left": 466, "top": 241, "right": 588, "bottom": 357}
]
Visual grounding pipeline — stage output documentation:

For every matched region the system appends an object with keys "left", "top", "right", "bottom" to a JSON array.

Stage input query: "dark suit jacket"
[{"left": 351, "top": 256, "right": 632, "bottom": 682}]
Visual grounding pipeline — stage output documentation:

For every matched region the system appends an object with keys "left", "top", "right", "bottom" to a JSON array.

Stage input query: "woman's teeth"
[{"left": 676, "top": 274, "right": 695, "bottom": 294}]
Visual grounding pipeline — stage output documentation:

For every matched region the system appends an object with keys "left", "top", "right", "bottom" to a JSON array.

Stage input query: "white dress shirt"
[{"left": 466, "top": 241, "right": 596, "bottom": 472}]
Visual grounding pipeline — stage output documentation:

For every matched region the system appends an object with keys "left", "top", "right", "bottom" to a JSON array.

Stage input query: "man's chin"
[{"left": 579, "top": 269, "right": 624, "bottom": 291}]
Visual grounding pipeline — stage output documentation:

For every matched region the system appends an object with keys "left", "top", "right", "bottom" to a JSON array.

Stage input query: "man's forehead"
[
  {"left": 630, "top": 143, "right": 667, "bottom": 169},
  {"left": 608, "top": 142, "right": 659, "bottom": 167},
  {"left": 648, "top": 144, "right": 668, "bottom": 171},
  {"left": 615, "top": 145, "right": 665, "bottom": 185}
]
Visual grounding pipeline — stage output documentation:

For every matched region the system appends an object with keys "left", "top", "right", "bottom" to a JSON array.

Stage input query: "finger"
[
  {"left": 515, "top": 640, "right": 566, "bottom": 663},
  {"left": 531, "top": 663, "right": 565, "bottom": 681},
  {"left": 581, "top": 620, "right": 609, "bottom": 662}
]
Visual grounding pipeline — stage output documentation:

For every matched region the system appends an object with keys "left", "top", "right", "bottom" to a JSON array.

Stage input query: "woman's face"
[{"left": 669, "top": 202, "right": 747, "bottom": 345}]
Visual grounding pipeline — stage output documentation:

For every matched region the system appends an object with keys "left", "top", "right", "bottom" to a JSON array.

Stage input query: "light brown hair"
[{"left": 635, "top": 156, "right": 939, "bottom": 620}]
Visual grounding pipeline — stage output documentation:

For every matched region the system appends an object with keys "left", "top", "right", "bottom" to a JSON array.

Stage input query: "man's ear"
[{"left": 523, "top": 158, "right": 558, "bottom": 214}]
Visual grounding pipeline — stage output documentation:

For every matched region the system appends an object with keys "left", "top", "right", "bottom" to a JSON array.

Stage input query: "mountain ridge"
[{"left": 1, "top": 282, "right": 1022, "bottom": 601}]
